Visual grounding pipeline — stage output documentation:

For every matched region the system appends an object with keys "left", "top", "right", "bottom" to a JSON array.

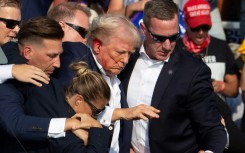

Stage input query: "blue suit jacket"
[
  {"left": 54, "top": 42, "right": 133, "bottom": 153},
  {"left": 0, "top": 42, "right": 51, "bottom": 152},
  {"left": 119, "top": 45, "right": 227, "bottom": 153},
  {"left": 0, "top": 83, "right": 51, "bottom": 153},
  {"left": 0, "top": 42, "right": 111, "bottom": 153},
  {"left": 22, "top": 78, "right": 111, "bottom": 153}
]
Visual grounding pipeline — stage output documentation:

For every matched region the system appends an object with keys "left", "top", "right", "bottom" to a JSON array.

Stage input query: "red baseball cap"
[{"left": 183, "top": 0, "right": 212, "bottom": 28}]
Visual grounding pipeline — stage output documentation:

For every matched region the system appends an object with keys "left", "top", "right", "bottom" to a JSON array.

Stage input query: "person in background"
[
  {"left": 176, "top": 0, "right": 226, "bottom": 41},
  {"left": 48, "top": 2, "right": 91, "bottom": 87},
  {"left": 178, "top": 1, "right": 245, "bottom": 152},
  {"left": 107, "top": 0, "right": 149, "bottom": 19},
  {"left": 178, "top": 0, "right": 239, "bottom": 101},
  {"left": 0, "top": 0, "right": 50, "bottom": 86},
  {"left": 48, "top": 2, "right": 90, "bottom": 45},
  {"left": 119, "top": 0, "right": 227, "bottom": 152}
]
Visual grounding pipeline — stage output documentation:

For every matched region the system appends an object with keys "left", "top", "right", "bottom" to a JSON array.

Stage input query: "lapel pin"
[{"left": 168, "top": 70, "right": 173, "bottom": 75}]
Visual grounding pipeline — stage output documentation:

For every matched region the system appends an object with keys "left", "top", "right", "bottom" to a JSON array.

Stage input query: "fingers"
[
  {"left": 30, "top": 66, "right": 50, "bottom": 84},
  {"left": 122, "top": 104, "right": 160, "bottom": 121},
  {"left": 28, "top": 79, "right": 43, "bottom": 87},
  {"left": 12, "top": 64, "right": 50, "bottom": 86},
  {"left": 136, "top": 104, "right": 160, "bottom": 119},
  {"left": 137, "top": 109, "right": 159, "bottom": 121},
  {"left": 71, "top": 113, "right": 100, "bottom": 129}
]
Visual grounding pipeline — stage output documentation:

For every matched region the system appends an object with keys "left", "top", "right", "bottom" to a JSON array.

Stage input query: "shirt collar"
[
  {"left": 139, "top": 45, "right": 169, "bottom": 64},
  {"left": 90, "top": 48, "right": 119, "bottom": 83},
  {"left": 91, "top": 48, "right": 107, "bottom": 76}
]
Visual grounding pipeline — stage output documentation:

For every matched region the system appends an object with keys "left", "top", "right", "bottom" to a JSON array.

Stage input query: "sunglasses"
[
  {"left": 190, "top": 25, "right": 211, "bottom": 32},
  {"left": 84, "top": 98, "right": 105, "bottom": 118},
  {"left": 0, "top": 18, "right": 21, "bottom": 29},
  {"left": 66, "top": 22, "right": 87, "bottom": 38},
  {"left": 146, "top": 27, "right": 179, "bottom": 43}
]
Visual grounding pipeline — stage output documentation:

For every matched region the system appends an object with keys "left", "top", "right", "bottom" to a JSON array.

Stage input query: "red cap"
[{"left": 183, "top": 0, "right": 212, "bottom": 28}]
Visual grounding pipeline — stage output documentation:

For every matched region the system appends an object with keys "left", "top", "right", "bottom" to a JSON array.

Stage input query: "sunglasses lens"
[
  {"left": 0, "top": 18, "right": 20, "bottom": 29},
  {"left": 6, "top": 21, "right": 17, "bottom": 29},
  {"left": 153, "top": 33, "right": 179, "bottom": 42},
  {"left": 66, "top": 23, "right": 87, "bottom": 38},
  {"left": 169, "top": 34, "right": 179, "bottom": 42},
  {"left": 191, "top": 25, "right": 210, "bottom": 32},
  {"left": 77, "top": 28, "right": 87, "bottom": 38},
  {"left": 152, "top": 35, "right": 165, "bottom": 42}
]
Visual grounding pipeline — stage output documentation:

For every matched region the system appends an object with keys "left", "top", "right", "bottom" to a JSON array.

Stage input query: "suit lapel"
[
  {"left": 120, "top": 51, "right": 140, "bottom": 97},
  {"left": 151, "top": 47, "right": 179, "bottom": 108}
]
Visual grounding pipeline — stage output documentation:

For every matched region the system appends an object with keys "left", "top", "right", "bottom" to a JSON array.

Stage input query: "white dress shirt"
[
  {"left": 92, "top": 51, "right": 121, "bottom": 153},
  {"left": 127, "top": 45, "right": 165, "bottom": 153},
  {"left": 0, "top": 64, "right": 13, "bottom": 83}
]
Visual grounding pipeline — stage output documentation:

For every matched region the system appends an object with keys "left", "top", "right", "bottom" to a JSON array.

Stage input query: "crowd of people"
[{"left": 1, "top": 0, "right": 245, "bottom": 153}]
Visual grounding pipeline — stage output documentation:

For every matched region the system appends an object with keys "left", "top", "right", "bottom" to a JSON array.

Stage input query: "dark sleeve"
[
  {"left": 215, "top": 94, "right": 245, "bottom": 153},
  {"left": 187, "top": 65, "right": 227, "bottom": 152},
  {"left": 54, "top": 42, "right": 92, "bottom": 89},
  {"left": 1, "top": 42, "right": 26, "bottom": 64},
  {"left": 0, "top": 84, "right": 51, "bottom": 141},
  {"left": 50, "top": 127, "right": 111, "bottom": 153},
  {"left": 53, "top": 51, "right": 76, "bottom": 89}
]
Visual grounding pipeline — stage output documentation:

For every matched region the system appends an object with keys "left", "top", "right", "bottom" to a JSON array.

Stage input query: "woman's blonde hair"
[{"left": 66, "top": 61, "right": 110, "bottom": 104}]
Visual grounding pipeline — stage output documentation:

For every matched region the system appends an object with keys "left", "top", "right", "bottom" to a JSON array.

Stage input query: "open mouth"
[{"left": 8, "top": 36, "right": 17, "bottom": 42}]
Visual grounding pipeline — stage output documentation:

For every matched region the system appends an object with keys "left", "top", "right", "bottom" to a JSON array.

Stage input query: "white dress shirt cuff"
[
  {"left": 0, "top": 64, "right": 13, "bottom": 83},
  {"left": 205, "top": 151, "right": 213, "bottom": 153},
  {"left": 97, "top": 106, "right": 114, "bottom": 126},
  {"left": 48, "top": 118, "right": 66, "bottom": 138}
]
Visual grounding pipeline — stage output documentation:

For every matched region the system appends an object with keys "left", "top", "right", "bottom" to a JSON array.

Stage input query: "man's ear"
[
  {"left": 21, "top": 46, "right": 33, "bottom": 61},
  {"left": 140, "top": 22, "right": 147, "bottom": 36},
  {"left": 92, "top": 39, "right": 102, "bottom": 55},
  {"left": 59, "top": 21, "right": 67, "bottom": 32},
  {"left": 75, "top": 94, "right": 84, "bottom": 106}
]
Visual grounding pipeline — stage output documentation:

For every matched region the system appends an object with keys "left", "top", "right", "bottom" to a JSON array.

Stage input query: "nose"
[
  {"left": 197, "top": 28, "right": 206, "bottom": 34},
  {"left": 120, "top": 53, "right": 129, "bottom": 65},
  {"left": 161, "top": 39, "right": 172, "bottom": 51},
  {"left": 53, "top": 56, "right": 61, "bottom": 68},
  {"left": 13, "top": 25, "right": 20, "bottom": 33}
]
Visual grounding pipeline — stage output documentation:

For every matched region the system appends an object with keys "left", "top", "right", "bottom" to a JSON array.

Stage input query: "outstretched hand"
[
  {"left": 112, "top": 104, "right": 160, "bottom": 122},
  {"left": 12, "top": 64, "right": 49, "bottom": 87}
]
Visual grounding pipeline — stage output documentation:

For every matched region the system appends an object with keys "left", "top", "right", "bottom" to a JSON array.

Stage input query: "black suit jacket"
[
  {"left": 22, "top": 78, "right": 111, "bottom": 153},
  {"left": 119, "top": 45, "right": 227, "bottom": 153},
  {"left": 54, "top": 42, "right": 133, "bottom": 153}
]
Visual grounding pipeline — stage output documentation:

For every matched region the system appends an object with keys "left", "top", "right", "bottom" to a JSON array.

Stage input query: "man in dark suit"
[
  {"left": 119, "top": 1, "right": 227, "bottom": 153},
  {"left": 0, "top": 17, "right": 111, "bottom": 153},
  {"left": 52, "top": 9, "right": 160, "bottom": 152}
]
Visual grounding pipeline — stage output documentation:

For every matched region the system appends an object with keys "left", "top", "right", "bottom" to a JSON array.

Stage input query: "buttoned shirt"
[
  {"left": 127, "top": 45, "right": 165, "bottom": 153},
  {"left": 92, "top": 51, "right": 121, "bottom": 153}
]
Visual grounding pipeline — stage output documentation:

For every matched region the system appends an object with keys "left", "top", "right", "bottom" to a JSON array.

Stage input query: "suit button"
[{"left": 109, "top": 126, "right": 113, "bottom": 130}]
